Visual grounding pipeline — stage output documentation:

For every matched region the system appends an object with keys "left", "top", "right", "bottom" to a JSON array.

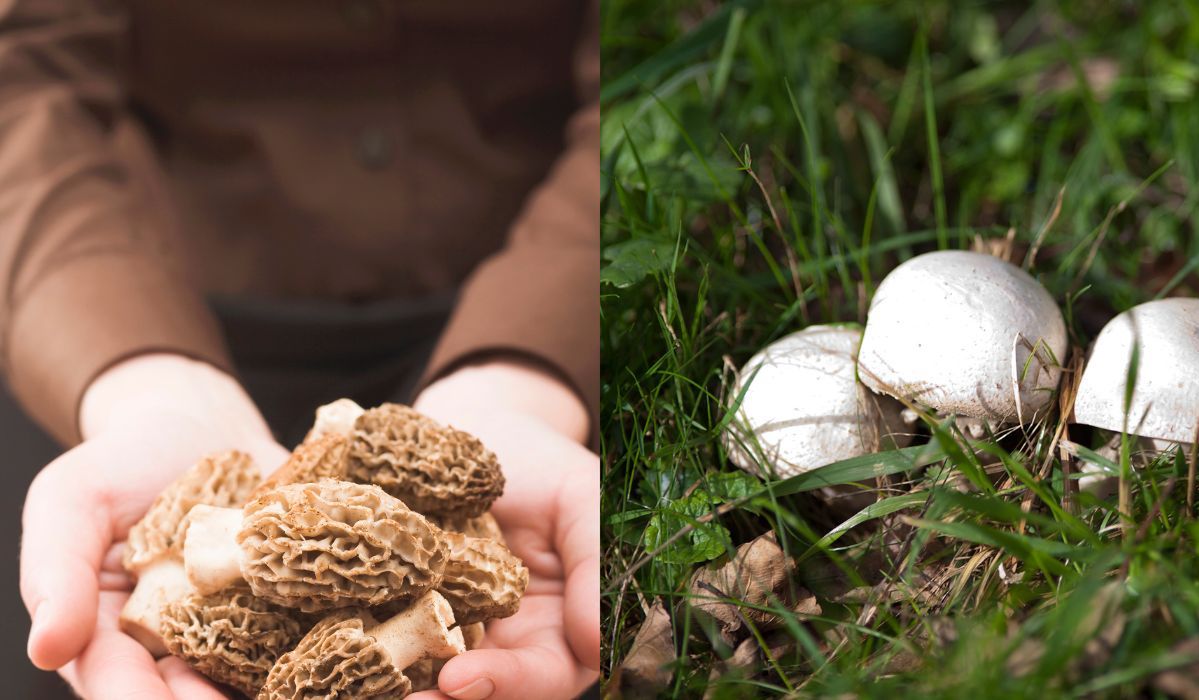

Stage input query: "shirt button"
[
  {"left": 341, "top": 0, "right": 385, "bottom": 30},
  {"left": 355, "top": 128, "right": 395, "bottom": 170}
]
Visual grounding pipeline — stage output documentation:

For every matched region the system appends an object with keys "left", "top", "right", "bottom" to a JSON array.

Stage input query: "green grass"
[{"left": 600, "top": 0, "right": 1199, "bottom": 697}]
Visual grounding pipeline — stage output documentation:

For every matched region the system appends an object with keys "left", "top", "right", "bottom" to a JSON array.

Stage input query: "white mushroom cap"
[
  {"left": 723, "top": 324, "right": 910, "bottom": 478},
  {"left": 858, "top": 250, "right": 1067, "bottom": 430},
  {"left": 1073, "top": 297, "right": 1199, "bottom": 443}
]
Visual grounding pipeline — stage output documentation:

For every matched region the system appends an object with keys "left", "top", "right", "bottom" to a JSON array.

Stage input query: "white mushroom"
[
  {"left": 1071, "top": 298, "right": 1199, "bottom": 488},
  {"left": 857, "top": 250, "right": 1068, "bottom": 437},
  {"left": 723, "top": 324, "right": 910, "bottom": 479},
  {"left": 1074, "top": 297, "right": 1199, "bottom": 444}
]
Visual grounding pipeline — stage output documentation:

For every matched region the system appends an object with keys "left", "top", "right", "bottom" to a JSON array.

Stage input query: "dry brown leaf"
[
  {"left": 688, "top": 533, "right": 805, "bottom": 634},
  {"left": 703, "top": 633, "right": 797, "bottom": 699},
  {"left": 611, "top": 601, "right": 676, "bottom": 699}
]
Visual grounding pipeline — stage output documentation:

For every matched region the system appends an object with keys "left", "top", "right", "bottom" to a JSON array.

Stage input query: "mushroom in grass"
[
  {"left": 437, "top": 531, "right": 529, "bottom": 624},
  {"left": 1071, "top": 298, "right": 1199, "bottom": 484},
  {"left": 858, "top": 250, "right": 1068, "bottom": 438},
  {"left": 347, "top": 403, "right": 505, "bottom": 518},
  {"left": 259, "top": 591, "right": 466, "bottom": 699},
  {"left": 182, "top": 480, "right": 447, "bottom": 612},
  {"left": 120, "top": 451, "right": 261, "bottom": 656},
  {"left": 160, "top": 589, "right": 308, "bottom": 697},
  {"left": 723, "top": 324, "right": 911, "bottom": 479}
]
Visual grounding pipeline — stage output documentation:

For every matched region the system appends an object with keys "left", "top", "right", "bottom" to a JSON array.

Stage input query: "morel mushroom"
[
  {"left": 347, "top": 403, "right": 505, "bottom": 518},
  {"left": 433, "top": 511, "right": 507, "bottom": 546},
  {"left": 259, "top": 591, "right": 466, "bottom": 699},
  {"left": 120, "top": 451, "right": 261, "bottom": 656},
  {"left": 160, "top": 588, "right": 308, "bottom": 697},
  {"left": 182, "top": 480, "right": 447, "bottom": 612},
  {"left": 439, "top": 531, "right": 529, "bottom": 624},
  {"left": 858, "top": 250, "right": 1068, "bottom": 438},
  {"left": 253, "top": 432, "right": 351, "bottom": 497}
]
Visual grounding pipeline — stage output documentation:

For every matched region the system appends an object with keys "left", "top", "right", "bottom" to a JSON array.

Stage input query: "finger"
[
  {"left": 72, "top": 592, "right": 173, "bottom": 700},
  {"left": 555, "top": 457, "right": 601, "bottom": 670},
  {"left": 436, "top": 646, "right": 589, "bottom": 700},
  {"left": 159, "top": 656, "right": 229, "bottom": 699},
  {"left": 21, "top": 462, "right": 109, "bottom": 670}
]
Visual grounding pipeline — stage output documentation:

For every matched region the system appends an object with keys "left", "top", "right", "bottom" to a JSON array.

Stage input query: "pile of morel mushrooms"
[{"left": 118, "top": 400, "right": 528, "bottom": 699}]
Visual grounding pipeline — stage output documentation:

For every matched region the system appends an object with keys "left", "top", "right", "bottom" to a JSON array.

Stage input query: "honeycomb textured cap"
[
  {"left": 255, "top": 433, "right": 351, "bottom": 498},
  {"left": 259, "top": 614, "right": 411, "bottom": 699},
  {"left": 347, "top": 404, "right": 504, "bottom": 519},
  {"left": 124, "top": 451, "right": 261, "bottom": 572},
  {"left": 439, "top": 531, "right": 528, "bottom": 625},
  {"left": 432, "top": 511, "right": 506, "bottom": 546},
  {"left": 160, "top": 589, "right": 307, "bottom": 697},
  {"left": 239, "top": 480, "right": 448, "bottom": 612}
]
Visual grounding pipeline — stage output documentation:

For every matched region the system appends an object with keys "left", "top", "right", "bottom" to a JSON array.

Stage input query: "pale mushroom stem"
[
  {"left": 305, "top": 398, "right": 366, "bottom": 443},
  {"left": 369, "top": 590, "right": 466, "bottom": 670},
  {"left": 183, "top": 504, "right": 247, "bottom": 595},
  {"left": 118, "top": 558, "right": 193, "bottom": 657}
]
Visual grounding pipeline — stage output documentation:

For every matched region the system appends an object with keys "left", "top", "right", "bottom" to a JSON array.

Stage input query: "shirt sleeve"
[
  {"left": 0, "top": 1, "right": 232, "bottom": 446},
  {"left": 420, "top": 0, "right": 600, "bottom": 432}
]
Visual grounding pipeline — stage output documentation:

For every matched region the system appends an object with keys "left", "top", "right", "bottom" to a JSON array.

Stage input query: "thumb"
[
  {"left": 556, "top": 456, "right": 601, "bottom": 670},
  {"left": 20, "top": 457, "right": 108, "bottom": 670}
]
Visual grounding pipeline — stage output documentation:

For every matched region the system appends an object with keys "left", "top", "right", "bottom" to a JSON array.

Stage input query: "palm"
[
  {"left": 410, "top": 412, "right": 600, "bottom": 700},
  {"left": 22, "top": 415, "right": 288, "bottom": 699}
]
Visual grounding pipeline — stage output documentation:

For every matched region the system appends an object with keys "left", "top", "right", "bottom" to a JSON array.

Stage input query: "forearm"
[{"left": 415, "top": 358, "right": 590, "bottom": 445}]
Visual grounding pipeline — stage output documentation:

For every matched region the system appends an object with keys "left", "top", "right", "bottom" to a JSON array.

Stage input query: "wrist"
[
  {"left": 79, "top": 353, "right": 271, "bottom": 443},
  {"left": 415, "top": 357, "right": 589, "bottom": 444}
]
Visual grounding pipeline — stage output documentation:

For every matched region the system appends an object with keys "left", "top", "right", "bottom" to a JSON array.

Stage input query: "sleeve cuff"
[
  {"left": 5, "top": 252, "right": 232, "bottom": 445},
  {"left": 419, "top": 242, "right": 599, "bottom": 439}
]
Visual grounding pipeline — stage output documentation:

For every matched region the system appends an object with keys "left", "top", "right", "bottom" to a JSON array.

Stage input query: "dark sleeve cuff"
[
  {"left": 419, "top": 241, "right": 599, "bottom": 440},
  {"left": 6, "top": 252, "right": 233, "bottom": 446}
]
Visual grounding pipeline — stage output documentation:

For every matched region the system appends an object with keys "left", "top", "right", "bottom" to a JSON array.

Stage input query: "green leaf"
[
  {"left": 644, "top": 490, "right": 730, "bottom": 565},
  {"left": 600, "top": 238, "right": 674, "bottom": 287},
  {"left": 701, "top": 471, "right": 760, "bottom": 500}
]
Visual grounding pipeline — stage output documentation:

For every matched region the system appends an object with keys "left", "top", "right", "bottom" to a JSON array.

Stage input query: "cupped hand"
[
  {"left": 21, "top": 354, "right": 289, "bottom": 699},
  {"left": 411, "top": 361, "right": 599, "bottom": 700}
]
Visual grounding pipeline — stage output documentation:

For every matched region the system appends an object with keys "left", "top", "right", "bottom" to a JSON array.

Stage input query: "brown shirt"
[{"left": 0, "top": 0, "right": 599, "bottom": 445}]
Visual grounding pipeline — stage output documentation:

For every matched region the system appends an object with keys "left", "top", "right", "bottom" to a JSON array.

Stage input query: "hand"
[
  {"left": 412, "top": 359, "right": 599, "bottom": 700},
  {"left": 21, "top": 354, "right": 289, "bottom": 699}
]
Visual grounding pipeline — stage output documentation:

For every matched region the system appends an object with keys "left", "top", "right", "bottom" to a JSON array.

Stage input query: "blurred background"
[{"left": 601, "top": 0, "right": 1199, "bottom": 696}]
